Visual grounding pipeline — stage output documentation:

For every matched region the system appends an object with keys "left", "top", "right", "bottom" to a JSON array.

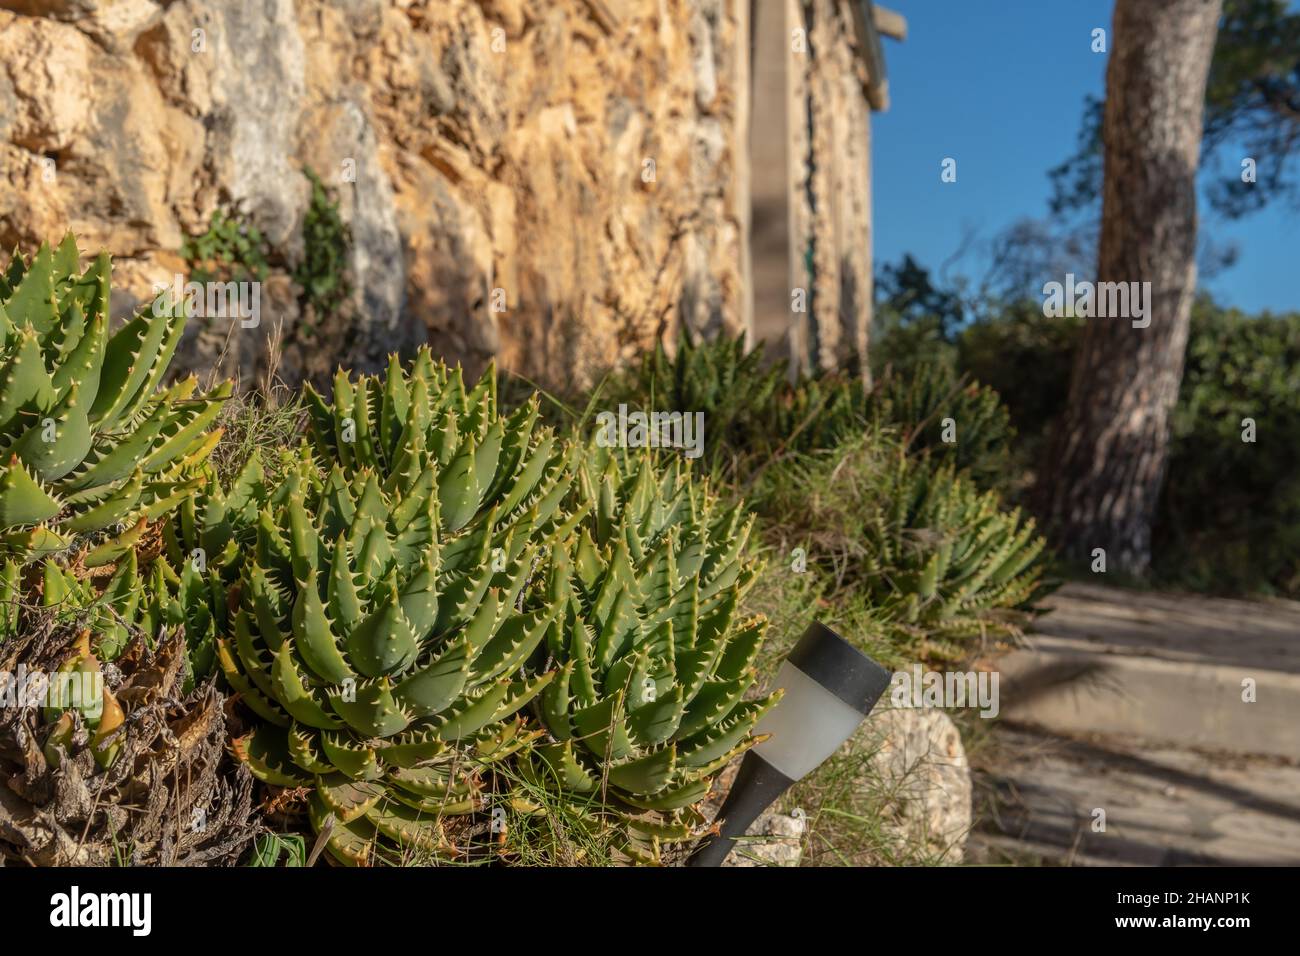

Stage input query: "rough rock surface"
[
  {"left": 855, "top": 706, "right": 973, "bottom": 863},
  {"left": 0, "top": 0, "right": 749, "bottom": 388},
  {"left": 720, "top": 810, "right": 805, "bottom": 867}
]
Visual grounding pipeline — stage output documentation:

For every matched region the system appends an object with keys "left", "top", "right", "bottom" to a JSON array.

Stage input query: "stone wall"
[{"left": 0, "top": 0, "right": 750, "bottom": 389}]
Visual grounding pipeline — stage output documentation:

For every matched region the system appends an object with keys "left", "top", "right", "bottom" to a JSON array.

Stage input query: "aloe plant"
[
  {"left": 609, "top": 332, "right": 1018, "bottom": 496},
  {"left": 859, "top": 455, "right": 1047, "bottom": 656},
  {"left": 870, "top": 363, "right": 1014, "bottom": 486},
  {"left": 40, "top": 629, "right": 125, "bottom": 772},
  {"left": 148, "top": 452, "right": 271, "bottom": 681},
  {"left": 527, "top": 446, "right": 779, "bottom": 863},
  {"left": 38, "top": 551, "right": 153, "bottom": 661},
  {"left": 306, "top": 349, "right": 781, "bottom": 862},
  {"left": 228, "top": 351, "right": 580, "bottom": 865},
  {"left": 0, "top": 235, "right": 229, "bottom": 563}
]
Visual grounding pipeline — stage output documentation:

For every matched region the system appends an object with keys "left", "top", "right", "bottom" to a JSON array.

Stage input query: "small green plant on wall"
[
  {"left": 294, "top": 167, "right": 352, "bottom": 325},
  {"left": 181, "top": 208, "right": 270, "bottom": 285},
  {"left": 180, "top": 168, "right": 351, "bottom": 332}
]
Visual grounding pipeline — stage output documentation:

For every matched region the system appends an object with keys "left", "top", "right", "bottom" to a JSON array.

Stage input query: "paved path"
[{"left": 970, "top": 582, "right": 1300, "bottom": 866}]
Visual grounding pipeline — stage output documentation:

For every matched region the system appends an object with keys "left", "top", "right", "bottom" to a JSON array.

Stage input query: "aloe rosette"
[
  {"left": 227, "top": 351, "right": 580, "bottom": 864},
  {"left": 526, "top": 445, "right": 779, "bottom": 863},
  {"left": 0, "top": 235, "right": 228, "bottom": 563},
  {"left": 861, "top": 456, "right": 1047, "bottom": 655},
  {"left": 150, "top": 452, "right": 270, "bottom": 682},
  {"left": 3, "top": 554, "right": 161, "bottom": 772}
]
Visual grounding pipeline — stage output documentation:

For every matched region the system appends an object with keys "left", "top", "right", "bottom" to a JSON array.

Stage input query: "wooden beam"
[
  {"left": 873, "top": 4, "right": 907, "bottom": 41},
  {"left": 734, "top": 0, "right": 754, "bottom": 347},
  {"left": 851, "top": 2, "right": 890, "bottom": 111},
  {"left": 747, "top": 0, "right": 800, "bottom": 364}
]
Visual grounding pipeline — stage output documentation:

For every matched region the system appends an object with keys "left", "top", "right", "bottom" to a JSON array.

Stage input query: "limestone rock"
[
  {"left": 720, "top": 810, "right": 804, "bottom": 867},
  {"left": 0, "top": 16, "right": 92, "bottom": 152},
  {"left": 856, "top": 707, "right": 973, "bottom": 863}
]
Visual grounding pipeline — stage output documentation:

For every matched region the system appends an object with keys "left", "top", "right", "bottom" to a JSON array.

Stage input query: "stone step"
[{"left": 996, "top": 582, "right": 1300, "bottom": 759}]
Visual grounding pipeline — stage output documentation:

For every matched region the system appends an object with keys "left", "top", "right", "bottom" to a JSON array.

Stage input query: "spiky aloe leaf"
[
  {"left": 527, "top": 444, "right": 777, "bottom": 859},
  {"left": 856, "top": 457, "right": 1049, "bottom": 651},
  {"left": 226, "top": 352, "right": 570, "bottom": 865},
  {"left": 0, "top": 236, "right": 228, "bottom": 566}
]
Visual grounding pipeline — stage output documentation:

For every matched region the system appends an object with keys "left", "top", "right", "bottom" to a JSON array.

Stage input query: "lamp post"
[{"left": 687, "top": 621, "right": 892, "bottom": 866}]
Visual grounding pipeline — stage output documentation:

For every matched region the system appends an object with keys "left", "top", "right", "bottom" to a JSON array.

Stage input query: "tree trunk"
[{"left": 1043, "top": 0, "right": 1223, "bottom": 575}]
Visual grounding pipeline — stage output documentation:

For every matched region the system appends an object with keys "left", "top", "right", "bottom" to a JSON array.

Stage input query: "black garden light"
[{"left": 688, "top": 621, "right": 892, "bottom": 866}]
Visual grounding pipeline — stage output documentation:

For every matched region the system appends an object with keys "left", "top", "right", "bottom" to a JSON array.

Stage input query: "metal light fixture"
[{"left": 687, "top": 621, "right": 892, "bottom": 866}]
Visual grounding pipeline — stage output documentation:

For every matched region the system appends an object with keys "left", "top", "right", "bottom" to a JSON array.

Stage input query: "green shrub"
[
  {"left": 881, "top": 297, "right": 1300, "bottom": 597},
  {"left": 182, "top": 168, "right": 352, "bottom": 331},
  {"left": 1153, "top": 304, "right": 1300, "bottom": 595},
  {"left": 955, "top": 302, "right": 1081, "bottom": 450},
  {"left": 862, "top": 250, "right": 1300, "bottom": 596},
  {"left": 182, "top": 208, "right": 270, "bottom": 284}
]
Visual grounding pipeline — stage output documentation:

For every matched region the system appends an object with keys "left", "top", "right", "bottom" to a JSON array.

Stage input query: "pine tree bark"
[{"left": 1043, "top": 0, "right": 1223, "bottom": 575}]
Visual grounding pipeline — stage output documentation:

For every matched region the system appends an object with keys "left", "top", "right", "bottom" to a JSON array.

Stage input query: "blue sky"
[{"left": 871, "top": 0, "right": 1298, "bottom": 313}]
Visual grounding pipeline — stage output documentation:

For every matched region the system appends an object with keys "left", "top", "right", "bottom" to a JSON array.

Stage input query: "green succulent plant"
[
  {"left": 0, "top": 234, "right": 230, "bottom": 563},
  {"left": 609, "top": 330, "right": 785, "bottom": 464},
  {"left": 181, "top": 208, "right": 269, "bottom": 284},
  {"left": 526, "top": 445, "right": 779, "bottom": 864},
  {"left": 870, "top": 363, "right": 1013, "bottom": 487},
  {"left": 0, "top": 557, "right": 19, "bottom": 641},
  {"left": 39, "top": 552, "right": 149, "bottom": 661},
  {"left": 39, "top": 630, "right": 126, "bottom": 772},
  {"left": 229, "top": 351, "right": 581, "bottom": 865},
  {"left": 294, "top": 167, "right": 352, "bottom": 323},
  {"left": 0, "top": 565, "right": 252, "bottom": 865},
  {"left": 0, "top": 552, "right": 148, "bottom": 654},
  {"left": 151, "top": 452, "right": 271, "bottom": 681},
  {"left": 603, "top": 329, "right": 860, "bottom": 475},
  {"left": 608, "top": 332, "right": 1016, "bottom": 492},
  {"left": 858, "top": 455, "right": 1047, "bottom": 656}
]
